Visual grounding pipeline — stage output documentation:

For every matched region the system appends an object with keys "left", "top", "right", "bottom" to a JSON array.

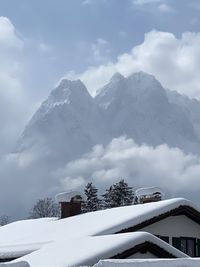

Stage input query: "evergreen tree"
[
  {"left": 82, "top": 182, "right": 101, "bottom": 212},
  {"left": 102, "top": 185, "right": 116, "bottom": 209},
  {"left": 102, "top": 179, "right": 134, "bottom": 209}
]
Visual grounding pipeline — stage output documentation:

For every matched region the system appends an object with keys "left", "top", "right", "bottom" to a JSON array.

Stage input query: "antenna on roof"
[{"left": 135, "top": 187, "right": 164, "bottom": 204}]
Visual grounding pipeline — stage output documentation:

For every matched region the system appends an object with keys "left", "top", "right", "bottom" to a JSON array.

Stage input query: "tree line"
[
  {"left": 29, "top": 179, "right": 135, "bottom": 218},
  {"left": 0, "top": 179, "right": 135, "bottom": 222}
]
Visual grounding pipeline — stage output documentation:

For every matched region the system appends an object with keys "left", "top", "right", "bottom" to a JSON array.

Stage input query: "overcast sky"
[{"left": 1, "top": 0, "right": 200, "bottom": 218}]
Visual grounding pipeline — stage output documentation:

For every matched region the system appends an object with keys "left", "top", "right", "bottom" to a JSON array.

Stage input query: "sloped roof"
[
  {"left": 0, "top": 198, "right": 199, "bottom": 259},
  {"left": 13, "top": 232, "right": 188, "bottom": 267},
  {"left": 0, "top": 197, "right": 198, "bottom": 265}
]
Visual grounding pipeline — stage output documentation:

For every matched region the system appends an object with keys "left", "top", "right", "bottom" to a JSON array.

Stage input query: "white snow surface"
[
  {"left": 94, "top": 259, "right": 200, "bottom": 267},
  {"left": 0, "top": 198, "right": 197, "bottom": 261},
  {"left": 0, "top": 262, "right": 29, "bottom": 267},
  {"left": 13, "top": 232, "right": 188, "bottom": 267}
]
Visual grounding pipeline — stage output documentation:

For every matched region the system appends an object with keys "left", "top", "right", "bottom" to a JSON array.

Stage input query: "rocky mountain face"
[
  {"left": 16, "top": 72, "right": 200, "bottom": 168},
  {"left": 16, "top": 79, "right": 109, "bottom": 165}
]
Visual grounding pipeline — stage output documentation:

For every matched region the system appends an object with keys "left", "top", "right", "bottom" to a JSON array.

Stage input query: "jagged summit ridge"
[
  {"left": 110, "top": 72, "right": 125, "bottom": 83},
  {"left": 50, "top": 79, "right": 90, "bottom": 103},
  {"left": 16, "top": 71, "right": 200, "bottom": 160}
]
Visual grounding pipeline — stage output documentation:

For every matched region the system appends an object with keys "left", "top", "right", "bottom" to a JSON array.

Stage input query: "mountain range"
[{"left": 16, "top": 71, "right": 200, "bottom": 170}]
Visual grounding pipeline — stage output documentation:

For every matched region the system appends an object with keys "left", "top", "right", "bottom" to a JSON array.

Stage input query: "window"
[
  {"left": 156, "top": 235, "right": 169, "bottom": 243},
  {"left": 172, "top": 237, "right": 196, "bottom": 257},
  {"left": 197, "top": 239, "right": 200, "bottom": 257}
]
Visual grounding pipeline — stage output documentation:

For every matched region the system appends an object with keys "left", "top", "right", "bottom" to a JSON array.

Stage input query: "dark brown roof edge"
[
  {"left": 111, "top": 241, "right": 176, "bottom": 259},
  {"left": 116, "top": 205, "right": 200, "bottom": 234}
]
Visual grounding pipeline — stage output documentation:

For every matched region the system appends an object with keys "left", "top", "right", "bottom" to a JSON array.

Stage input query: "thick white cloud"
[
  {"left": 90, "top": 38, "right": 110, "bottom": 63},
  {"left": 0, "top": 17, "right": 23, "bottom": 49},
  {"left": 67, "top": 30, "right": 200, "bottom": 99},
  {"left": 158, "top": 3, "right": 174, "bottom": 12},
  {"left": 57, "top": 136, "right": 200, "bottom": 199},
  {"left": 1, "top": 136, "right": 200, "bottom": 218},
  {"left": 0, "top": 17, "right": 28, "bottom": 154}
]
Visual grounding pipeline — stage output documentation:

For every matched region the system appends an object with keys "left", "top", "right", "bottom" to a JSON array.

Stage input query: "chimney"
[{"left": 55, "top": 191, "right": 84, "bottom": 219}]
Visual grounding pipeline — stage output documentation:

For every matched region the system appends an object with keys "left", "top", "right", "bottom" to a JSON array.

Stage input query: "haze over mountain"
[
  {"left": 2, "top": 71, "right": 200, "bottom": 218},
  {"left": 16, "top": 79, "right": 109, "bottom": 165},
  {"left": 16, "top": 71, "right": 200, "bottom": 164}
]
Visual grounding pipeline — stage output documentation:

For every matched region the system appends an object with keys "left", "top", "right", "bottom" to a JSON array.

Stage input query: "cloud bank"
[
  {"left": 57, "top": 137, "right": 200, "bottom": 200},
  {"left": 0, "top": 17, "right": 28, "bottom": 154},
  {"left": 2, "top": 136, "right": 200, "bottom": 219},
  {"left": 67, "top": 30, "right": 200, "bottom": 99}
]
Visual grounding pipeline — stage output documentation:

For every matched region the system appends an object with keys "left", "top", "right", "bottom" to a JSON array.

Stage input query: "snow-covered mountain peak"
[
  {"left": 16, "top": 71, "right": 200, "bottom": 162},
  {"left": 127, "top": 71, "right": 160, "bottom": 87},
  {"left": 51, "top": 79, "right": 89, "bottom": 101},
  {"left": 110, "top": 72, "right": 125, "bottom": 83},
  {"left": 95, "top": 72, "right": 128, "bottom": 109}
]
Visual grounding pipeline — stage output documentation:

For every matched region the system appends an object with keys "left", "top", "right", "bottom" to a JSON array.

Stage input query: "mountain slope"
[
  {"left": 16, "top": 72, "right": 200, "bottom": 168},
  {"left": 16, "top": 79, "right": 109, "bottom": 164},
  {"left": 95, "top": 72, "right": 200, "bottom": 154}
]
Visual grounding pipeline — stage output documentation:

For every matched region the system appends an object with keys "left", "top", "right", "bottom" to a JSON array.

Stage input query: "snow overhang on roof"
[
  {"left": 0, "top": 198, "right": 199, "bottom": 262},
  {"left": 13, "top": 232, "right": 188, "bottom": 267},
  {"left": 55, "top": 191, "right": 85, "bottom": 203},
  {"left": 135, "top": 187, "right": 165, "bottom": 197}
]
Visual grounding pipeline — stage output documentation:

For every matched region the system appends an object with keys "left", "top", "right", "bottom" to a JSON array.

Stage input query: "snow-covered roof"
[
  {"left": 0, "top": 198, "right": 198, "bottom": 266},
  {"left": 0, "top": 198, "right": 198, "bottom": 258},
  {"left": 94, "top": 259, "right": 200, "bottom": 267},
  {"left": 13, "top": 232, "right": 188, "bottom": 267}
]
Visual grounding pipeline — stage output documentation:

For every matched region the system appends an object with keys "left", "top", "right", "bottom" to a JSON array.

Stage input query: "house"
[{"left": 0, "top": 197, "right": 200, "bottom": 266}]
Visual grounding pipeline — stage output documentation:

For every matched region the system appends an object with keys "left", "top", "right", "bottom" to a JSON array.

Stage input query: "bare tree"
[{"left": 29, "top": 197, "right": 60, "bottom": 219}]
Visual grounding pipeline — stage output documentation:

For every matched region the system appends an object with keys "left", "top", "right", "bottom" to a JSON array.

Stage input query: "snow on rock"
[
  {"left": 16, "top": 77, "right": 109, "bottom": 164},
  {"left": 13, "top": 232, "right": 187, "bottom": 267},
  {"left": 95, "top": 71, "right": 200, "bottom": 155},
  {"left": 94, "top": 258, "right": 200, "bottom": 267}
]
